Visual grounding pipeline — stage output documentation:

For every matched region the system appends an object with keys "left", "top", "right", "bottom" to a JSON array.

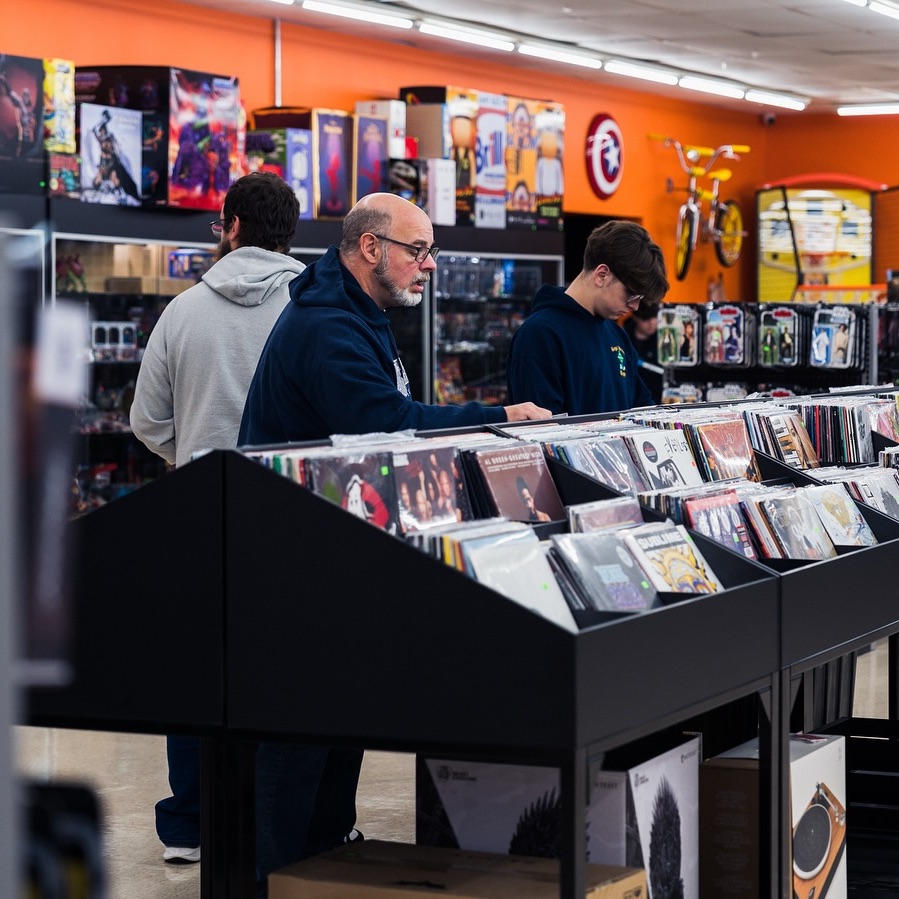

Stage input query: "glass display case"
[
  {"left": 52, "top": 232, "right": 218, "bottom": 513},
  {"left": 432, "top": 252, "right": 563, "bottom": 406}
]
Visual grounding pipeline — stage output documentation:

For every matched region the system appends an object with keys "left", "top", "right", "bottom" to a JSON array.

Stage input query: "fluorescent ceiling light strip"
[
  {"left": 419, "top": 21, "right": 515, "bottom": 51},
  {"left": 267, "top": 0, "right": 294, "bottom": 5},
  {"left": 603, "top": 59, "right": 678, "bottom": 85},
  {"left": 744, "top": 89, "right": 807, "bottom": 111},
  {"left": 839, "top": 0, "right": 867, "bottom": 6},
  {"left": 870, "top": 0, "right": 899, "bottom": 18},
  {"left": 837, "top": 102, "right": 899, "bottom": 116},
  {"left": 518, "top": 43, "right": 601, "bottom": 69},
  {"left": 301, "top": 0, "right": 413, "bottom": 27},
  {"left": 678, "top": 75, "right": 745, "bottom": 100}
]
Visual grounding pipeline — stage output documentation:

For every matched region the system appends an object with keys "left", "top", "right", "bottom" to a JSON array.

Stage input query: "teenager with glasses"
[
  {"left": 239, "top": 192, "right": 551, "bottom": 447},
  {"left": 506, "top": 219, "right": 670, "bottom": 415}
]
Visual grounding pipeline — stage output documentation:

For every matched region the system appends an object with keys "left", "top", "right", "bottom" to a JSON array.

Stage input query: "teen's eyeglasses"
[
  {"left": 611, "top": 270, "right": 644, "bottom": 305},
  {"left": 210, "top": 219, "right": 227, "bottom": 237},
  {"left": 372, "top": 234, "right": 440, "bottom": 264}
]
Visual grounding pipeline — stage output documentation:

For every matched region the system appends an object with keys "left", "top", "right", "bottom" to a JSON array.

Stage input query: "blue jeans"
[
  {"left": 255, "top": 743, "right": 364, "bottom": 882},
  {"left": 155, "top": 735, "right": 201, "bottom": 847}
]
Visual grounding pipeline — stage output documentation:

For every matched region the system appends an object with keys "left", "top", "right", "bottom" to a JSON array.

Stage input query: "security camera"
[{"left": 760, "top": 112, "right": 777, "bottom": 126}]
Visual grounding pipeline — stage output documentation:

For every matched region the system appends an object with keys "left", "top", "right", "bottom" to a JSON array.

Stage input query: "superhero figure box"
[
  {"left": 245, "top": 129, "right": 314, "bottom": 220},
  {"left": 74, "top": 65, "right": 242, "bottom": 210},
  {"left": 0, "top": 53, "right": 46, "bottom": 194}
]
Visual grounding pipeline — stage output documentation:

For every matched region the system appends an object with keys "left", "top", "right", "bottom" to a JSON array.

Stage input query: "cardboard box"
[
  {"left": 268, "top": 839, "right": 647, "bottom": 898},
  {"left": 74, "top": 64, "right": 242, "bottom": 209},
  {"left": 533, "top": 100, "right": 565, "bottom": 231},
  {"left": 389, "top": 157, "right": 455, "bottom": 226},
  {"left": 355, "top": 99, "right": 406, "bottom": 159},
  {"left": 417, "top": 736, "right": 699, "bottom": 899},
  {"left": 475, "top": 90, "right": 507, "bottom": 229},
  {"left": 43, "top": 58, "right": 76, "bottom": 154},
  {"left": 402, "top": 85, "right": 479, "bottom": 226},
  {"left": 251, "top": 107, "right": 353, "bottom": 218},
  {"left": 0, "top": 53, "right": 47, "bottom": 194},
  {"left": 505, "top": 96, "right": 539, "bottom": 230},
  {"left": 354, "top": 114, "right": 389, "bottom": 201},
  {"left": 79, "top": 102, "right": 143, "bottom": 207},
  {"left": 700, "top": 733, "right": 847, "bottom": 899}
]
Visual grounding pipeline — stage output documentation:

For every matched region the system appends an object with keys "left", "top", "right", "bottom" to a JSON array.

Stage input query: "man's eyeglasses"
[
  {"left": 210, "top": 219, "right": 226, "bottom": 237},
  {"left": 372, "top": 234, "right": 440, "bottom": 264}
]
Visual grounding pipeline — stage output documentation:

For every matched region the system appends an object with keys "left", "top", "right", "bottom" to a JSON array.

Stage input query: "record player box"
[
  {"left": 268, "top": 839, "right": 647, "bottom": 898},
  {"left": 699, "top": 733, "right": 847, "bottom": 899},
  {"left": 417, "top": 735, "right": 699, "bottom": 899}
]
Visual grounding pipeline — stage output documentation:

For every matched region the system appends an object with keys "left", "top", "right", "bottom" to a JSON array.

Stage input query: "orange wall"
[{"left": 7, "top": 0, "right": 899, "bottom": 302}]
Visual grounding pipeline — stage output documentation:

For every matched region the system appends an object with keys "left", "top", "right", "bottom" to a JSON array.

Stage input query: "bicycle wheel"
[
  {"left": 714, "top": 200, "right": 744, "bottom": 267},
  {"left": 675, "top": 204, "right": 696, "bottom": 280}
]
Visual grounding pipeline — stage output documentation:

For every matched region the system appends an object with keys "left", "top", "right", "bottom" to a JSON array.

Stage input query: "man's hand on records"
[{"left": 504, "top": 402, "right": 553, "bottom": 422}]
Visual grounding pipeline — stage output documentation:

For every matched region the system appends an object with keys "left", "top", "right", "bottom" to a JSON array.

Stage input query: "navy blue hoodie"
[
  {"left": 239, "top": 246, "right": 507, "bottom": 444},
  {"left": 506, "top": 283, "right": 652, "bottom": 415}
]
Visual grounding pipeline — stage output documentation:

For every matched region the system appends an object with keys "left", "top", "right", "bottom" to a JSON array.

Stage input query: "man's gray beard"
[{"left": 374, "top": 255, "right": 425, "bottom": 307}]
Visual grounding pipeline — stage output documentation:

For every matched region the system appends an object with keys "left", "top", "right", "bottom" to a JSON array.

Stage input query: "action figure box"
[
  {"left": 250, "top": 107, "right": 353, "bottom": 219},
  {"left": 355, "top": 98, "right": 406, "bottom": 159},
  {"left": 401, "top": 85, "right": 479, "bottom": 226},
  {"left": 79, "top": 103, "right": 143, "bottom": 207},
  {"left": 0, "top": 53, "right": 46, "bottom": 194},
  {"left": 43, "top": 58, "right": 76, "bottom": 154},
  {"left": 245, "top": 128, "right": 314, "bottom": 220},
  {"left": 700, "top": 733, "right": 846, "bottom": 899},
  {"left": 47, "top": 152, "right": 80, "bottom": 198},
  {"left": 533, "top": 100, "right": 565, "bottom": 231},
  {"left": 475, "top": 90, "right": 507, "bottom": 230},
  {"left": 74, "top": 65, "right": 242, "bottom": 210},
  {"left": 505, "top": 96, "right": 539, "bottom": 230},
  {"left": 417, "top": 734, "right": 699, "bottom": 898},
  {"left": 354, "top": 113, "right": 389, "bottom": 201},
  {"left": 269, "top": 840, "right": 647, "bottom": 898}
]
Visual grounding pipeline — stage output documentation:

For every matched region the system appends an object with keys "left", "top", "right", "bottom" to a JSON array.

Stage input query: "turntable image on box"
[{"left": 792, "top": 782, "right": 846, "bottom": 899}]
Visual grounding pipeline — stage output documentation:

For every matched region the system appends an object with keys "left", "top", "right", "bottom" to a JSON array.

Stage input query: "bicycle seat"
[{"left": 709, "top": 168, "right": 733, "bottom": 182}]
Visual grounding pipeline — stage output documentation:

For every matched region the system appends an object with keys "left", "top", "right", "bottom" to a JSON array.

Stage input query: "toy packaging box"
[
  {"left": 43, "top": 58, "right": 76, "bottom": 154},
  {"left": 475, "top": 90, "right": 507, "bottom": 229},
  {"left": 700, "top": 733, "right": 847, "bottom": 899},
  {"left": 533, "top": 100, "right": 565, "bottom": 230},
  {"left": 245, "top": 128, "right": 314, "bottom": 219},
  {"left": 0, "top": 53, "right": 46, "bottom": 194},
  {"left": 401, "top": 85, "right": 479, "bottom": 226},
  {"left": 354, "top": 113, "right": 389, "bottom": 201},
  {"left": 505, "top": 95, "right": 539, "bottom": 230},
  {"left": 269, "top": 840, "right": 647, "bottom": 899},
  {"left": 79, "top": 103, "right": 143, "bottom": 207},
  {"left": 251, "top": 107, "right": 353, "bottom": 219},
  {"left": 417, "top": 734, "right": 700, "bottom": 898},
  {"left": 388, "top": 157, "right": 455, "bottom": 226},
  {"left": 74, "top": 65, "right": 242, "bottom": 210},
  {"left": 355, "top": 99, "right": 406, "bottom": 159}
]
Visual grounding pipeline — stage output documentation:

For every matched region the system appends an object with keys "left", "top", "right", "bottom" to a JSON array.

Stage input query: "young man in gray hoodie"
[{"left": 131, "top": 172, "right": 329, "bottom": 881}]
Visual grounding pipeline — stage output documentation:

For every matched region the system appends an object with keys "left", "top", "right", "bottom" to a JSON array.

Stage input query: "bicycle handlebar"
[{"left": 649, "top": 132, "right": 750, "bottom": 175}]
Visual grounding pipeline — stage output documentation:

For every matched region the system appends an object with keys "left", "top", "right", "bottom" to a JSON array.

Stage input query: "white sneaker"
[{"left": 163, "top": 845, "right": 201, "bottom": 864}]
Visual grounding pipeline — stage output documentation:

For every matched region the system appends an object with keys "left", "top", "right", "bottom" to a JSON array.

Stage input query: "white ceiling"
[{"left": 179, "top": 0, "right": 899, "bottom": 112}]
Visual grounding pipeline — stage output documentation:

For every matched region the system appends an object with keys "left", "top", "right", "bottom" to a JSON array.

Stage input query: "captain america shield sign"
[{"left": 586, "top": 114, "right": 623, "bottom": 199}]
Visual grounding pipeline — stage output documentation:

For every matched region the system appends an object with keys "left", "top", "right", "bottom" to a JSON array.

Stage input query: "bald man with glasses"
[{"left": 240, "top": 192, "right": 550, "bottom": 446}]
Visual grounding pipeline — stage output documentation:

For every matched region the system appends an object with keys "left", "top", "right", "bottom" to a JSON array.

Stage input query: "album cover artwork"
[
  {"left": 692, "top": 418, "right": 761, "bottom": 482},
  {"left": 549, "top": 532, "right": 660, "bottom": 612},
  {"left": 802, "top": 484, "right": 877, "bottom": 548},
  {"left": 759, "top": 491, "right": 837, "bottom": 561},
  {"left": 567, "top": 495, "right": 644, "bottom": 533},
  {"left": 683, "top": 490, "right": 758, "bottom": 560},
  {"left": 393, "top": 443, "right": 462, "bottom": 533},
  {"left": 624, "top": 427, "right": 704, "bottom": 490},
  {"left": 473, "top": 442, "right": 566, "bottom": 523},
  {"left": 558, "top": 435, "right": 649, "bottom": 496},
  {"left": 621, "top": 522, "right": 723, "bottom": 594},
  {"left": 765, "top": 409, "right": 821, "bottom": 470},
  {"left": 305, "top": 451, "right": 399, "bottom": 535}
]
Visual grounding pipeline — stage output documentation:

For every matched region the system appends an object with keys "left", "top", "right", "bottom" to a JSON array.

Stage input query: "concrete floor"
[{"left": 13, "top": 638, "right": 889, "bottom": 897}]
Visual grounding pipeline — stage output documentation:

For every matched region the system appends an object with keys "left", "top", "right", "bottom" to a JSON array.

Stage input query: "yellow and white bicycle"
[{"left": 650, "top": 133, "right": 749, "bottom": 281}]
